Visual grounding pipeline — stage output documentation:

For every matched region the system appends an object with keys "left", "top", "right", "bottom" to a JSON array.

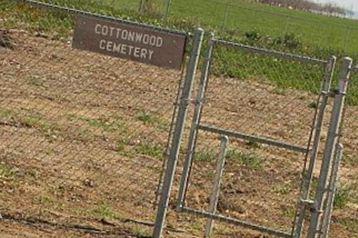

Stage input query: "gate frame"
[
  {"left": 313, "top": 63, "right": 356, "bottom": 238},
  {"left": 293, "top": 55, "right": 337, "bottom": 238},
  {"left": 306, "top": 57, "right": 352, "bottom": 237},
  {"left": 153, "top": 28, "right": 204, "bottom": 238},
  {"left": 170, "top": 35, "right": 353, "bottom": 238}
]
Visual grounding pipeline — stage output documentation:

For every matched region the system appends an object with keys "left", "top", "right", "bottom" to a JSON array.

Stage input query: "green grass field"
[
  {"left": 1, "top": 0, "right": 357, "bottom": 105},
  {"left": 3, "top": 0, "right": 358, "bottom": 56},
  {"left": 169, "top": 0, "right": 358, "bottom": 55},
  {"left": 98, "top": 0, "right": 358, "bottom": 57}
]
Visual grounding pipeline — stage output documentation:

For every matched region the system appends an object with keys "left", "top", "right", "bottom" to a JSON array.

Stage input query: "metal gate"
[{"left": 155, "top": 34, "right": 354, "bottom": 237}]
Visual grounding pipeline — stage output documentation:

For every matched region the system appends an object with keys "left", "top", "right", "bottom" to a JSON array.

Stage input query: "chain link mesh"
[
  {"left": 0, "top": 1, "right": 357, "bottom": 237},
  {"left": 171, "top": 40, "right": 352, "bottom": 237},
  {"left": 0, "top": 3, "right": 187, "bottom": 236}
]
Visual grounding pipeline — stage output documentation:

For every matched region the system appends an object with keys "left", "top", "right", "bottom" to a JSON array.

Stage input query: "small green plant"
[
  {"left": 245, "top": 140, "right": 261, "bottom": 149},
  {"left": 139, "top": 0, "right": 163, "bottom": 18},
  {"left": 338, "top": 218, "right": 358, "bottom": 234},
  {"left": 116, "top": 138, "right": 136, "bottom": 157},
  {"left": 92, "top": 202, "right": 118, "bottom": 219},
  {"left": 21, "top": 114, "right": 42, "bottom": 128},
  {"left": 75, "top": 128, "right": 94, "bottom": 142},
  {"left": 0, "top": 29, "right": 13, "bottom": 49},
  {"left": 117, "top": 139, "right": 128, "bottom": 152},
  {"left": 334, "top": 185, "right": 351, "bottom": 209},
  {"left": 273, "top": 33, "right": 302, "bottom": 50},
  {"left": 307, "top": 177, "right": 320, "bottom": 199},
  {"left": 207, "top": 170, "right": 215, "bottom": 179},
  {"left": 0, "top": 108, "right": 13, "bottom": 119},
  {"left": 308, "top": 101, "right": 318, "bottom": 109},
  {"left": 137, "top": 111, "right": 154, "bottom": 124},
  {"left": 194, "top": 149, "right": 217, "bottom": 162},
  {"left": 136, "top": 111, "right": 168, "bottom": 131},
  {"left": 19, "top": 113, "right": 60, "bottom": 139},
  {"left": 77, "top": 116, "right": 126, "bottom": 133},
  {"left": 135, "top": 142, "right": 163, "bottom": 159},
  {"left": 273, "top": 183, "right": 292, "bottom": 195},
  {"left": 273, "top": 87, "right": 287, "bottom": 95},
  {"left": 34, "top": 195, "right": 54, "bottom": 205},
  {"left": 131, "top": 224, "right": 152, "bottom": 238},
  {"left": 344, "top": 155, "right": 358, "bottom": 167},
  {"left": 28, "top": 75, "right": 45, "bottom": 87},
  {"left": 0, "top": 163, "right": 14, "bottom": 179},
  {"left": 226, "top": 149, "right": 263, "bottom": 170},
  {"left": 283, "top": 207, "right": 296, "bottom": 219},
  {"left": 245, "top": 30, "right": 262, "bottom": 43}
]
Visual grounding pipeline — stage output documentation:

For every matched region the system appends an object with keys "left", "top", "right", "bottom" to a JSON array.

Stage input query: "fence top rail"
[
  {"left": 213, "top": 39, "right": 328, "bottom": 66},
  {"left": 20, "top": 0, "right": 188, "bottom": 37}
]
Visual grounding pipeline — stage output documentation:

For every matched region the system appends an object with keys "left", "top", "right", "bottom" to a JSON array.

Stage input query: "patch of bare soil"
[
  {"left": 0, "top": 212, "right": 150, "bottom": 237},
  {"left": 0, "top": 30, "right": 356, "bottom": 238},
  {"left": 0, "top": 29, "right": 182, "bottom": 237}
]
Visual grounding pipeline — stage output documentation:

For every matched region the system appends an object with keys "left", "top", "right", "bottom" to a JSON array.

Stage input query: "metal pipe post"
[
  {"left": 153, "top": 28, "right": 204, "bottom": 238},
  {"left": 320, "top": 144, "right": 344, "bottom": 238},
  {"left": 163, "top": 0, "right": 172, "bottom": 20},
  {"left": 307, "top": 57, "right": 352, "bottom": 238},
  {"left": 138, "top": 0, "right": 145, "bottom": 13},
  {"left": 293, "top": 56, "right": 336, "bottom": 238},
  {"left": 177, "top": 33, "right": 215, "bottom": 209},
  {"left": 205, "top": 136, "right": 229, "bottom": 238}
]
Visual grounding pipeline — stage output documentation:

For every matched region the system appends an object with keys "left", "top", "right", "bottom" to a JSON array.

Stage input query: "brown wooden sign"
[{"left": 72, "top": 15, "right": 187, "bottom": 70}]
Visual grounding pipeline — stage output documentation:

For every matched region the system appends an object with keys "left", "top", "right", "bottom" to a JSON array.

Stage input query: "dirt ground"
[{"left": 0, "top": 30, "right": 357, "bottom": 238}]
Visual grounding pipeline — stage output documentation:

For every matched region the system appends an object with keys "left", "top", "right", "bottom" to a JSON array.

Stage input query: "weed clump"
[
  {"left": 273, "top": 32, "right": 302, "bottom": 50},
  {"left": 139, "top": 0, "right": 163, "bottom": 18},
  {"left": 0, "top": 29, "right": 13, "bottom": 49}
]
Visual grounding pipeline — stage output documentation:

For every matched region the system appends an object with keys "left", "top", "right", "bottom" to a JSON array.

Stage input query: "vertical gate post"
[
  {"left": 177, "top": 33, "right": 215, "bottom": 209},
  {"left": 307, "top": 57, "right": 352, "bottom": 238},
  {"left": 293, "top": 56, "right": 336, "bottom": 238},
  {"left": 138, "top": 0, "right": 145, "bottom": 13},
  {"left": 205, "top": 136, "right": 229, "bottom": 238},
  {"left": 153, "top": 28, "right": 204, "bottom": 238},
  {"left": 320, "top": 143, "right": 344, "bottom": 238},
  {"left": 163, "top": 0, "right": 172, "bottom": 20}
]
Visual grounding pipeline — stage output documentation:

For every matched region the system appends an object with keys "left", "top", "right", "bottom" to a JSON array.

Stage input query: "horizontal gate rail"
[
  {"left": 181, "top": 206, "right": 291, "bottom": 238},
  {"left": 213, "top": 39, "right": 327, "bottom": 65},
  {"left": 18, "top": 0, "right": 187, "bottom": 36},
  {"left": 198, "top": 124, "right": 308, "bottom": 153}
]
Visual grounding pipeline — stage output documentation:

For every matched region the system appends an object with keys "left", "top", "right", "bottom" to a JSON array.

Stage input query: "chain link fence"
[
  {"left": 335, "top": 63, "right": 358, "bottom": 237},
  {"left": 0, "top": 1, "right": 193, "bottom": 237},
  {"left": 167, "top": 36, "right": 357, "bottom": 238},
  {"left": 0, "top": 1, "right": 357, "bottom": 238}
]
